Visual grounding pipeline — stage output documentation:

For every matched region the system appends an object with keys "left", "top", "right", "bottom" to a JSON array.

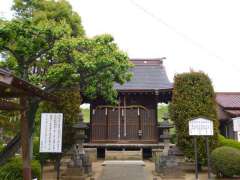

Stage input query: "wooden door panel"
[
  {"left": 108, "top": 108, "right": 119, "bottom": 140},
  {"left": 91, "top": 109, "right": 106, "bottom": 140},
  {"left": 91, "top": 106, "right": 157, "bottom": 143}
]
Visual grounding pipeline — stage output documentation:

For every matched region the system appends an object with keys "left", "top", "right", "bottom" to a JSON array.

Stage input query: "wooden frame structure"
[{"left": 0, "top": 68, "right": 56, "bottom": 180}]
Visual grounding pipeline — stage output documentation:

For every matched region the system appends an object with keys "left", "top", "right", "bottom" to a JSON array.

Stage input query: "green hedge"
[
  {"left": 219, "top": 135, "right": 240, "bottom": 150},
  {"left": 211, "top": 146, "right": 240, "bottom": 177},
  {"left": 169, "top": 72, "right": 219, "bottom": 164},
  {"left": 0, "top": 157, "right": 41, "bottom": 180}
]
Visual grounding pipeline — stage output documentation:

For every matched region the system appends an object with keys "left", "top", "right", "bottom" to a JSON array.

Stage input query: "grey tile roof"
[
  {"left": 216, "top": 92, "right": 240, "bottom": 109},
  {"left": 114, "top": 59, "right": 172, "bottom": 91}
]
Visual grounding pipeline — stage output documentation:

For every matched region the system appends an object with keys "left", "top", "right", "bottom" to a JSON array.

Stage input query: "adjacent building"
[{"left": 216, "top": 92, "right": 240, "bottom": 141}]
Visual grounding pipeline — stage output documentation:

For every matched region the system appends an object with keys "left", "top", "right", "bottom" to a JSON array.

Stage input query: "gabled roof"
[
  {"left": 114, "top": 58, "right": 172, "bottom": 92},
  {"left": 216, "top": 92, "right": 240, "bottom": 109}
]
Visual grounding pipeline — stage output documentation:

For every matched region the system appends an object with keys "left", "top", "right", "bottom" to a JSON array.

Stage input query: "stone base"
[
  {"left": 152, "top": 149, "right": 163, "bottom": 161},
  {"left": 154, "top": 167, "right": 185, "bottom": 179},
  {"left": 62, "top": 175, "right": 86, "bottom": 180},
  {"left": 105, "top": 150, "right": 142, "bottom": 160},
  {"left": 155, "top": 155, "right": 185, "bottom": 178},
  {"left": 65, "top": 167, "right": 84, "bottom": 175},
  {"left": 85, "top": 148, "right": 97, "bottom": 162}
]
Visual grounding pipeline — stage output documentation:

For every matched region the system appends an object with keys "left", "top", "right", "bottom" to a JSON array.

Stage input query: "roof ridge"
[{"left": 130, "top": 58, "right": 165, "bottom": 66}]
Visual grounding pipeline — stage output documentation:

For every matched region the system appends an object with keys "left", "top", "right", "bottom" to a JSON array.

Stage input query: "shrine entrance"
[{"left": 91, "top": 105, "right": 157, "bottom": 143}]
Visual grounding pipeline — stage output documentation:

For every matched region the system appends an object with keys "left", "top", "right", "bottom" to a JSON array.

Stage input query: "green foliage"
[
  {"left": 33, "top": 137, "right": 53, "bottom": 164},
  {"left": 0, "top": 110, "right": 20, "bottom": 136},
  {"left": 13, "top": 0, "right": 85, "bottom": 37},
  {"left": 211, "top": 146, "right": 240, "bottom": 177},
  {"left": 0, "top": 0, "right": 131, "bottom": 103},
  {"left": 0, "top": 157, "right": 41, "bottom": 180},
  {"left": 169, "top": 72, "right": 219, "bottom": 164},
  {"left": 0, "top": 142, "right": 4, "bottom": 152},
  {"left": 52, "top": 34, "right": 132, "bottom": 102},
  {"left": 157, "top": 104, "right": 169, "bottom": 122},
  {"left": 0, "top": 0, "right": 131, "bottom": 162},
  {"left": 82, "top": 108, "right": 90, "bottom": 123},
  {"left": 218, "top": 135, "right": 240, "bottom": 150}
]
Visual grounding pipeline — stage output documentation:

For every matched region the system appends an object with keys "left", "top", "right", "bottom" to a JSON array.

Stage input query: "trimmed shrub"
[
  {"left": 0, "top": 157, "right": 41, "bottom": 180},
  {"left": 169, "top": 72, "right": 219, "bottom": 164},
  {"left": 211, "top": 146, "right": 240, "bottom": 177},
  {"left": 219, "top": 134, "right": 240, "bottom": 150}
]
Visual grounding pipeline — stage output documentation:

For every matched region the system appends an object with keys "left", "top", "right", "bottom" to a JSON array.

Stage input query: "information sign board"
[
  {"left": 40, "top": 113, "right": 63, "bottom": 153},
  {"left": 189, "top": 117, "right": 213, "bottom": 136}
]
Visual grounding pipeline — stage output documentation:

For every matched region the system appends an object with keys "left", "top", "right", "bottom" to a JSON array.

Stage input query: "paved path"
[{"left": 100, "top": 161, "right": 149, "bottom": 180}]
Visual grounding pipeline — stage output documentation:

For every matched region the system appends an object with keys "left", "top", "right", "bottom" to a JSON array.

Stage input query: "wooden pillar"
[
  {"left": 20, "top": 97, "right": 31, "bottom": 180},
  {"left": 155, "top": 91, "right": 159, "bottom": 140},
  {"left": 105, "top": 108, "right": 108, "bottom": 139},
  {"left": 138, "top": 108, "right": 142, "bottom": 139}
]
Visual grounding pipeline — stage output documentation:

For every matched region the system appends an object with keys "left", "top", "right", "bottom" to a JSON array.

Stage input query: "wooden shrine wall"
[{"left": 90, "top": 94, "right": 158, "bottom": 143}]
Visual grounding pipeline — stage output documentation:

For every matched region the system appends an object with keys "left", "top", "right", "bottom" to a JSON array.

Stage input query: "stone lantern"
[
  {"left": 155, "top": 113, "right": 184, "bottom": 178},
  {"left": 72, "top": 120, "right": 88, "bottom": 155},
  {"left": 158, "top": 113, "right": 173, "bottom": 145},
  {"left": 62, "top": 113, "right": 92, "bottom": 179}
]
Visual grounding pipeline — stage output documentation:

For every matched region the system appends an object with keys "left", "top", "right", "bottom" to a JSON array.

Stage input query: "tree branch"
[{"left": 26, "top": 41, "right": 55, "bottom": 65}]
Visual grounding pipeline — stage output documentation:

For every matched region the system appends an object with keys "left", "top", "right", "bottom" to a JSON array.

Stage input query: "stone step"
[
  {"left": 105, "top": 150, "right": 142, "bottom": 160},
  {"left": 102, "top": 160, "right": 145, "bottom": 166}
]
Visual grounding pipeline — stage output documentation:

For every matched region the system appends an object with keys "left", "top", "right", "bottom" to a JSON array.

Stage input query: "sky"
[{"left": 1, "top": 0, "right": 240, "bottom": 92}]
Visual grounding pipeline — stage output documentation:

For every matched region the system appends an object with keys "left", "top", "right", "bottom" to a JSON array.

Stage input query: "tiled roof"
[
  {"left": 114, "top": 59, "right": 172, "bottom": 91},
  {"left": 225, "top": 110, "right": 240, "bottom": 116},
  {"left": 216, "top": 92, "right": 240, "bottom": 109}
]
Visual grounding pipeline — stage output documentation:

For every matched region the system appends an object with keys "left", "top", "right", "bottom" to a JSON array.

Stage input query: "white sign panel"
[
  {"left": 189, "top": 118, "right": 213, "bottom": 136},
  {"left": 233, "top": 117, "right": 240, "bottom": 132},
  {"left": 40, "top": 113, "right": 63, "bottom": 153},
  {"left": 237, "top": 132, "right": 240, "bottom": 142}
]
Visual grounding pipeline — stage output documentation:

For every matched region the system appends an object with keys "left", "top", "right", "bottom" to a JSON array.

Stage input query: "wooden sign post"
[{"left": 189, "top": 117, "right": 214, "bottom": 180}]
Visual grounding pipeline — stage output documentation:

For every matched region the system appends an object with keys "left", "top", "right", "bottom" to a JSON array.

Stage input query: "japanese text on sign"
[
  {"left": 40, "top": 113, "right": 63, "bottom": 153},
  {"left": 189, "top": 118, "right": 213, "bottom": 136}
]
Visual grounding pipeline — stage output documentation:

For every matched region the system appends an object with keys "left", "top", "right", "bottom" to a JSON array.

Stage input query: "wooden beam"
[
  {"left": 0, "top": 99, "right": 22, "bottom": 110},
  {"left": 0, "top": 68, "right": 57, "bottom": 102},
  {"left": 20, "top": 97, "right": 32, "bottom": 180}
]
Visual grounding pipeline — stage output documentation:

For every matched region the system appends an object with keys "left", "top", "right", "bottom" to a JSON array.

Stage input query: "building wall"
[{"left": 217, "top": 105, "right": 238, "bottom": 141}]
